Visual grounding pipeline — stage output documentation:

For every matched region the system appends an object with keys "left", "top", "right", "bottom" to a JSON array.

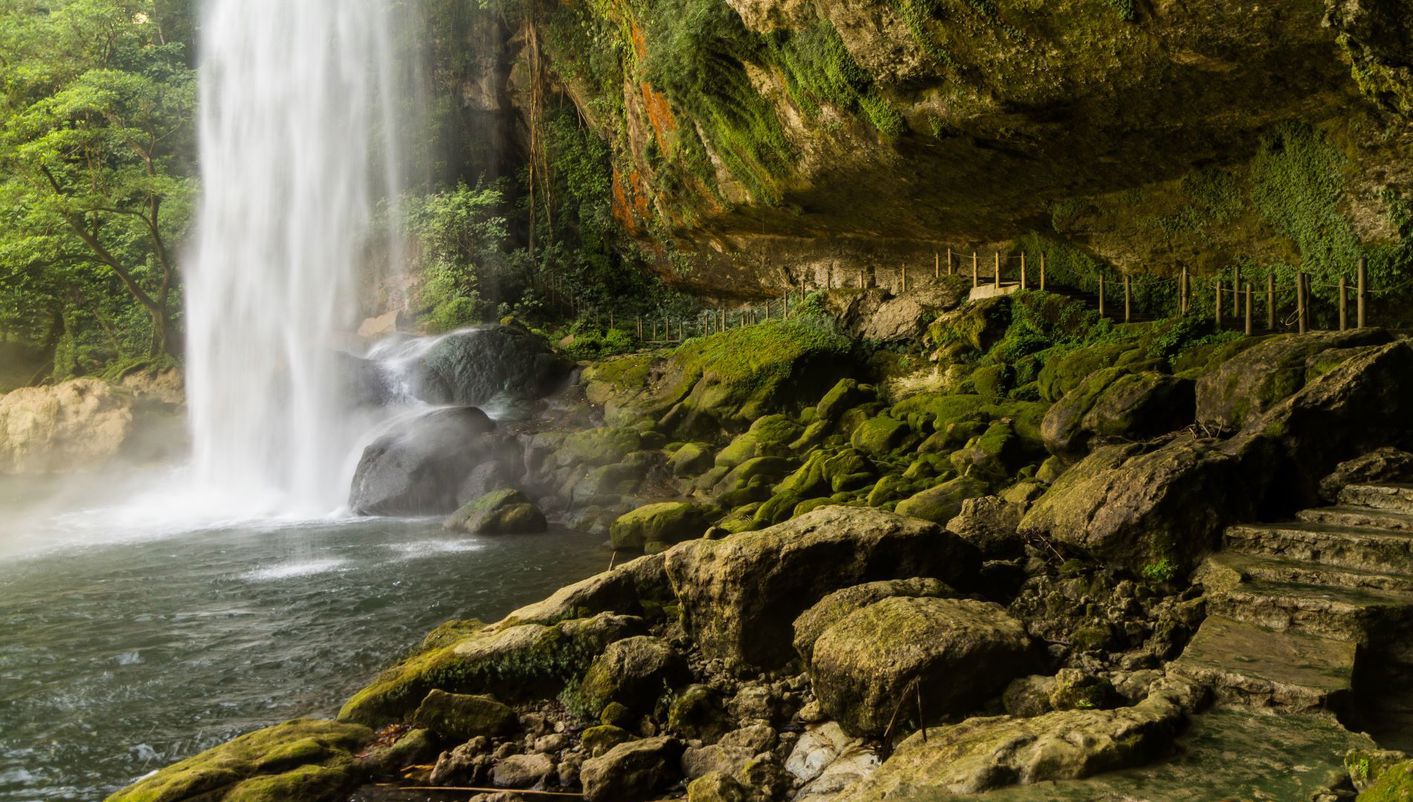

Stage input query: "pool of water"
[{"left": 0, "top": 493, "right": 609, "bottom": 802}]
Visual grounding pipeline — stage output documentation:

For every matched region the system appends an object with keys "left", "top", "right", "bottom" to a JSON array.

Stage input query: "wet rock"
[
  {"left": 610, "top": 501, "right": 719, "bottom": 552},
  {"left": 492, "top": 752, "right": 554, "bottom": 788},
  {"left": 579, "top": 736, "right": 683, "bottom": 802},
  {"left": 666, "top": 506, "right": 980, "bottom": 670},
  {"left": 430, "top": 737, "right": 492, "bottom": 785},
  {"left": 670, "top": 442, "right": 715, "bottom": 476},
  {"left": 444, "top": 489, "right": 548, "bottom": 535},
  {"left": 810, "top": 596, "right": 1033, "bottom": 736},
  {"left": 792, "top": 578, "right": 954, "bottom": 664},
  {"left": 412, "top": 690, "right": 518, "bottom": 741},
  {"left": 349, "top": 406, "right": 507, "bottom": 515},
  {"left": 577, "top": 636, "right": 686, "bottom": 714},
  {"left": 946, "top": 495, "right": 1026, "bottom": 556},
  {"left": 409, "top": 324, "right": 571, "bottom": 407},
  {"left": 499, "top": 553, "right": 670, "bottom": 628},
  {"left": 836, "top": 681, "right": 1196, "bottom": 800}
]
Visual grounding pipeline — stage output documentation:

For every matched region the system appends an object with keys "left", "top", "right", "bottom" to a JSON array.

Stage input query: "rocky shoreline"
[{"left": 100, "top": 284, "right": 1413, "bottom": 801}]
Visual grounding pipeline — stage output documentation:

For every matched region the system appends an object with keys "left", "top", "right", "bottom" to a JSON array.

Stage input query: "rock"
[
  {"left": 1346, "top": 748, "right": 1410, "bottom": 793},
  {"left": 363, "top": 727, "right": 438, "bottom": 773},
  {"left": 796, "top": 744, "right": 880, "bottom": 799},
  {"left": 681, "top": 743, "right": 755, "bottom": 781},
  {"left": 610, "top": 501, "right": 718, "bottom": 551},
  {"left": 577, "top": 636, "right": 686, "bottom": 714},
  {"left": 339, "top": 613, "right": 643, "bottom": 726},
  {"left": 668, "top": 685, "right": 732, "bottom": 743},
  {"left": 410, "top": 324, "right": 571, "bottom": 406},
  {"left": 0, "top": 378, "right": 138, "bottom": 474},
  {"left": 946, "top": 495, "right": 1025, "bottom": 556},
  {"left": 792, "top": 578, "right": 954, "bottom": 664},
  {"left": 836, "top": 683, "right": 1194, "bottom": 800},
  {"left": 349, "top": 406, "right": 507, "bottom": 515},
  {"left": 1318, "top": 447, "right": 1413, "bottom": 503},
  {"left": 785, "top": 722, "right": 858, "bottom": 785},
  {"left": 665, "top": 506, "right": 980, "bottom": 670},
  {"left": 809, "top": 596, "right": 1033, "bottom": 736},
  {"left": 715, "top": 414, "right": 803, "bottom": 468},
  {"left": 669, "top": 442, "right": 715, "bottom": 476},
  {"left": 430, "top": 737, "right": 492, "bottom": 785},
  {"left": 581, "top": 724, "right": 631, "bottom": 757},
  {"left": 1357, "top": 759, "right": 1413, "bottom": 801},
  {"left": 412, "top": 690, "right": 518, "bottom": 741},
  {"left": 1003, "top": 675, "right": 1057, "bottom": 717},
  {"left": 849, "top": 415, "right": 913, "bottom": 457},
  {"left": 1043, "top": 369, "right": 1196, "bottom": 457},
  {"left": 1195, "top": 330, "right": 1390, "bottom": 433},
  {"left": 894, "top": 474, "right": 990, "bottom": 524},
  {"left": 816, "top": 379, "right": 874, "bottom": 423},
  {"left": 499, "top": 553, "right": 670, "bottom": 628},
  {"left": 444, "top": 489, "right": 548, "bottom": 534},
  {"left": 579, "top": 736, "right": 683, "bottom": 802},
  {"left": 104, "top": 719, "right": 371, "bottom": 802},
  {"left": 357, "top": 309, "right": 408, "bottom": 338},
  {"left": 719, "top": 723, "right": 776, "bottom": 753},
  {"left": 1047, "top": 668, "right": 1119, "bottom": 711},
  {"left": 492, "top": 752, "right": 555, "bottom": 788},
  {"left": 686, "top": 771, "right": 749, "bottom": 802}
]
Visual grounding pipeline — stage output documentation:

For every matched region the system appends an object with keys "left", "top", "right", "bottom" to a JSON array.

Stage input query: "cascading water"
[{"left": 185, "top": 0, "right": 407, "bottom": 514}]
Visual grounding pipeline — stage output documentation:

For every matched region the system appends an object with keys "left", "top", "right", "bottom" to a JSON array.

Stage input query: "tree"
[{"left": 0, "top": 0, "right": 196, "bottom": 365}]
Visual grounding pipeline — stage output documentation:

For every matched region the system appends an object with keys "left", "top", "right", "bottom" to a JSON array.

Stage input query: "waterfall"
[{"left": 185, "top": 0, "right": 408, "bottom": 514}]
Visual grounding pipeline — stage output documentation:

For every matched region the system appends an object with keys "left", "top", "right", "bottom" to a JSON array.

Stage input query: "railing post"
[
  {"left": 948, "top": 247, "right": 955, "bottom": 276},
  {"left": 1098, "top": 274, "right": 1106, "bottom": 317},
  {"left": 1266, "top": 273, "right": 1275, "bottom": 330},
  {"left": 1020, "top": 252, "right": 1028, "bottom": 290},
  {"left": 901, "top": 265, "right": 908, "bottom": 293},
  {"left": 1357, "top": 257, "right": 1367, "bottom": 329},
  {"left": 1215, "top": 279, "right": 1223, "bottom": 328},
  {"left": 934, "top": 251, "right": 940, "bottom": 279},
  {"left": 1244, "top": 282, "right": 1253, "bottom": 336},
  {"left": 994, "top": 252, "right": 1001, "bottom": 291},
  {"left": 972, "top": 252, "right": 979, "bottom": 289},
  {"left": 1039, "top": 252, "right": 1047, "bottom": 291},
  {"left": 1179, "top": 266, "right": 1188, "bottom": 315},
  {"left": 1231, "top": 266, "right": 1240, "bottom": 318},
  {"left": 1123, "top": 274, "right": 1131, "bottom": 322}
]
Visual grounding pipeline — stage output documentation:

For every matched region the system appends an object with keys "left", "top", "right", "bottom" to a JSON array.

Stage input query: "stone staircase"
[{"left": 1174, "top": 483, "right": 1413, "bottom": 744}]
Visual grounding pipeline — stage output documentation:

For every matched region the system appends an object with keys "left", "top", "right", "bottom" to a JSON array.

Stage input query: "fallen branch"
[{"left": 381, "top": 784, "right": 583, "bottom": 798}]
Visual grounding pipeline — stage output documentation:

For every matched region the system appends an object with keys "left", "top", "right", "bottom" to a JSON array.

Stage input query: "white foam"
[
  {"left": 241, "top": 558, "right": 350, "bottom": 582},
  {"left": 386, "top": 539, "right": 486, "bottom": 559}
]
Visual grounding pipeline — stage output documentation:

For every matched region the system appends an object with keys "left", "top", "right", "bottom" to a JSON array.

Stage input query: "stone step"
[
  {"left": 1225, "top": 521, "right": 1413, "bottom": 575},
  {"left": 1297, "top": 505, "right": 1413, "bottom": 532},
  {"left": 1171, "top": 615, "right": 1356, "bottom": 712},
  {"left": 1201, "top": 551, "right": 1413, "bottom": 594},
  {"left": 1340, "top": 483, "right": 1413, "bottom": 514},
  {"left": 1206, "top": 578, "right": 1413, "bottom": 641}
]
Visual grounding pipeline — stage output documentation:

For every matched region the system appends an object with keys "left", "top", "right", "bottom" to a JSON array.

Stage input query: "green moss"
[
  {"left": 765, "top": 20, "right": 902, "bottom": 137},
  {"left": 849, "top": 415, "right": 912, "bottom": 457},
  {"left": 1359, "top": 759, "right": 1413, "bottom": 802},
  {"left": 610, "top": 501, "right": 719, "bottom": 551}
]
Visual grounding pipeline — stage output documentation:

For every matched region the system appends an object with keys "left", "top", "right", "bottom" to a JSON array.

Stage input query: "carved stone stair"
[{"left": 1174, "top": 483, "right": 1413, "bottom": 717}]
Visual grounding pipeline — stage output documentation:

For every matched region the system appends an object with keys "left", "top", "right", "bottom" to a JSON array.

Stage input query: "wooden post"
[
  {"left": 1244, "top": 282, "right": 1253, "bottom": 336},
  {"left": 719, "top": 308, "right": 725, "bottom": 332},
  {"left": 972, "top": 252, "right": 979, "bottom": 289},
  {"left": 1296, "top": 273, "right": 1306, "bottom": 334},
  {"left": 1231, "top": 266, "right": 1240, "bottom": 318},
  {"left": 994, "top": 252, "right": 1001, "bottom": 290},
  {"left": 901, "top": 265, "right": 908, "bottom": 293},
  {"left": 1039, "top": 252, "right": 1047, "bottom": 291},
  {"left": 1180, "top": 266, "right": 1188, "bottom": 314},
  {"left": 637, "top": 316, "right": 644, "bottom": 339},
  {"left": 1357, "top": 257, "right": 1367, "bottom": 329},
  {"left": 1123, "top": 274, "right": 1131, "bottom": 322},
  {"left": 1266, "top": 273, "right": 1275, "bottom": 330},
  {"left": 1215, "top": 279, "right": 1222, "bottom": 328},
  {"left": 1339, "top": 275, "right": 1348, "bottom": 331},
  {"left": 1020, "top": 253, "right": 1028, "bottom": 290},
  {"left": 1098, "top": 274, "right": 1106, "bottom": 317},
  {"left": 947, "top": 247, "right": 955, "bottom": 276},
  {"left": 934, "top": 252, "right": 940, "bottom": 279}
]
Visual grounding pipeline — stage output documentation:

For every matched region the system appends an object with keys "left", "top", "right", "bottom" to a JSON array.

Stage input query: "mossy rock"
[
  {"left": 412, "top": 690, "right": 517, "bottom": 741},
  {"left": 825, "top": 449, "right": 878, "bottom": 493},
  {"left": 949, "top": 422, "right": 1023, "bottom": 482},
  {"left": 575, "top": 636, "right": 686, "bottom": 715},
  {"left": 713, "top": 456, "right": 796, "bottom": 506},
  {"left": 668, "top": 685, "right": 732, "bottom": 743},
  {"left": 610, "top": 502, "right": 719, "bottom": 551},
  {"left": 104, "top": 719, "right": 371, "bottom": 802},
  {"left": 559, "top": 427, "right": 645, "bottom": 469},
  {"left": 792, "top": 496, "right": 837, "bottom": 517},
  {"left": 989, "top": 400, "right": 1049, "bottom": 453},
  {"left": 816, "top": 378, "right": 874, "bottom": 422},
  {"left": 718, "top": 503, "right": 764, "bottom": 534},
  {"left": 582, "top": 724, "right": 632, "bottom": 757},
  {"left": 903, "top": 453, "right": 954, "bottom": 481},
  {"left": 776, "top": 450, "right": 831, "bottom": 497},
  {"left": 715, "top": 415, "right": 803, "bottom": 469},
  {"left": 792, "top": 577, "right": 954, "bottom": 664},
  {"left": 895, "top": 475, "right": 990, "bottom": 524},
  {"left": 890, "top": 393, "right": 990, "bottom": 433},
  {"left": 444, "top": 489, "right": 547, "bottom": 535},
  {"left": 669, "top": 442, "right": 714, "bottom": 477},
  {"left": 338, "top": 613, "right": 643, "bottom": 726},
  {"left": 1358, "top": 759, "right": 1413, "bottom": 801},
  {"left": 790, "top": 419, "right": 832, "bottom": 451},
  {"left": 849, "top": 415, "right": 914, "bottom": 458},
  {"left": 752, "top": 490, "right": 804, "bottom": 527},
  {"left": 926, "top": 296, "right": 1013, "bottom": 362},
  {"left": 837, "top": 402, "right": 887, "bottom": 439},
  {"left": 968, "top": 363, "right": 1013, "bottom": 399},
  {"left": 1036, "top": 341, "right": 1136, "bottom": 403},
  {"left": 866, "top": 474, "right": 914, "bottom": 507}
]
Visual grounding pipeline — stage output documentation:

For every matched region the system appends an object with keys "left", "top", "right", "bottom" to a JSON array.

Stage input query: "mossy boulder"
[
  {"left": 926, "top": 296, "right": 1013, "bottom": 362},
  {"left": 443, "top": 489, "right": 547, "bottom": 535},
  {"left": 1042, "top": 369, "right": 1196, "bottom": 457},
  {"left": 669, "top": 442, "right": 715, "bottom": 476},
  {"left": 581, "top": 737, "right": 684, "bottom": 802},
  {"left": 338, "top": 613, "right": 644, "bottom": 726},
  {"left": 411, "top": 690, "right": 517, "bottom": 741},
  {"left": 664, "top": 506, "right": 980, "bottom": 670},
  {"left": 576, "top": 636, "right": 686, "bottom": 714},
  {"left": 715, "top": 415, "right": 803, "bottom": 469},
  {"left": 792, "top": 578, "right": 954, "bottom": 664},
  {"left": 558, "top": 426, "right": 644, "bottom": 468},
  {"left": 498, "top": 552, "right": 670, "bottom": 628},
  {"left": 850, "top": 415, "right": 914, "bottom": 458},
  {"left": 1358, "top": 760, "right": 1413, "bottom": 801},
  {"left": 895, "top": 475, "right": 990, "bottom": 524},
  {"left": 669, "top": 685, "right": 732, "bottom": 743},
  {"left": 581, "top": 724, "right": 633, "bottom": 757},
  {"left": 104, "top": 719, "right": 371, "bottom": 802},
  {"left": 713, "top": 456, "right": 796, "bottom": 506},
  {"left": 890, "top": 393, "right": 989, "bottom": 434},
  {"left": 866, "top": 474, "right": 915, "bottom": 507},
  {"left": 1195, "top": 330, "right": 1392, "bottom": 433},
  {"left": 949, "top": 421, "right": 1023, "bottom": 481},
  {"left": 610, "top": 501, "right": 719, "bottom": 551},
  {"left": 817, "top": 378, "right": 874, "bottom": 423},
  {"left": 809, "top": 596, "right": 1033, "bottom": 736}
]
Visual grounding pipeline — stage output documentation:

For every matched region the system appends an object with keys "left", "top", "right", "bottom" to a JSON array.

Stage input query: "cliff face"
[{"left": 453, "top": 0, "right": 1413, "bottom": 297}]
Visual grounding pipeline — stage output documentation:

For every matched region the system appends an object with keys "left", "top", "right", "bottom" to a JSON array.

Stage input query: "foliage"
[
  {"left": 0, "top": 0, "right": 196, "bottom": 375},
  {"left": 1140, "top": 558, "right": 1178, "bottom": 583},
  {"left": 766, "top": 21, "right": 903, "bottom": 138},
  {"left": 1250, "top": 123, "right": 1362, "bottom": 287},
  {"left": 403, "top": 182, "right": 525, "bottom": 332}
]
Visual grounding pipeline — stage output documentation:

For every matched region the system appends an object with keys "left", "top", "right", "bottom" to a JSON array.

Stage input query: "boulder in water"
[
  {"left": 410, "top": 325, "right": 571, "bottom": 407},
  {"left": 0, "top": 378, "right": 137, "bottom": 474},
  {"left": 444, "top": 489, "right": 548, "bottom": 534},
  {"left": 348, "top": 406, "right": 508, "bottom": 516}
]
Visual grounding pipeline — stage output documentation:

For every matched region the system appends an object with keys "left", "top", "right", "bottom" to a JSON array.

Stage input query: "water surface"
[{"left": 0, "top": 513, "right": 607, "bottom": 802}]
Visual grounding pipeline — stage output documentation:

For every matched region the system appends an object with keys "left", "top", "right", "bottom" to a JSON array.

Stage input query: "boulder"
[
  {"left": 610, "top": 501, "right": 719, "bottom": 552},
  {"left": 104, "top": 719, "right": 371, "bottom": 802},
  {"left": 409, "top": 324, "right": 571, "bottom": 406},
  {"left": 894, "top": 475, "right": 990, "bottom": 524},
  {"left": 1042, "top": 369, "right": 1194, "bottom": 457},
  {"left": 664, "top": 506, "right": 980, "bottom": 670},
  {"left": 1318, "top": 447, "right": 1413, "bottom": 503},
  {"left": 444, "top": 489, "right": 548, "bottom": 534},
  {"left": 498, "top": 553, "right": 671, "bottom": 627},
  {"left": 836, "top": 681, "right": 1196, "bottom": 801},
  {"left": 581, "top": 724, "right": 632, "bottom": 757},
  {"left": 669, "top": 442, "right": 715, "bottom": 476},
  {"left": 577, "top": 636, "right": 686, "bottom": 714},
  {"left": 792, "top": 578, "right": 954, "bottom": 664},
  {"left": 850, "top": 415, "right": 914, "bottom": 457},
  {"left": 1194, "top": 330, "right": 1390, "bottom": 433},
  {"left": 715, "top": 414, "right": 802, "bottom": 468},
  {"left": 668, "top": 685, "right": 733, "bottom": 743},
  {"left": 492, "top": 752, "right": 555, "bottom": 788},
  {"left": 809, "top": 597, "right": 1033, "bottom": 736},
  {"left": 0, "top": 378, "right": 138, "bottom": 474},
  {"left": 816, "top": 379, "right": 875, "bottom": 423},
  {"left": 580, "top": 737, "right": 683, "bottom": 802},
  {"left": 412, "top": 690, "right": 517, "bottom": 741},
  {"left": 946, "top": 495, "right": 1026, "bottom": 556},
  {"left": 348, "top": 407, "right": 506, "bottom": 515},
  {"left": 338, "top": 613, "right": 643, "bottom": 726}
]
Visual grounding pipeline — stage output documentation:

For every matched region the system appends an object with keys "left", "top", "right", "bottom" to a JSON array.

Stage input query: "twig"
[
  {"left": 881, "top": 676, "right": 922, "bottom": 742},
  {"left": 384, "top": 785, "right": 583, "bottom": 798}
]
